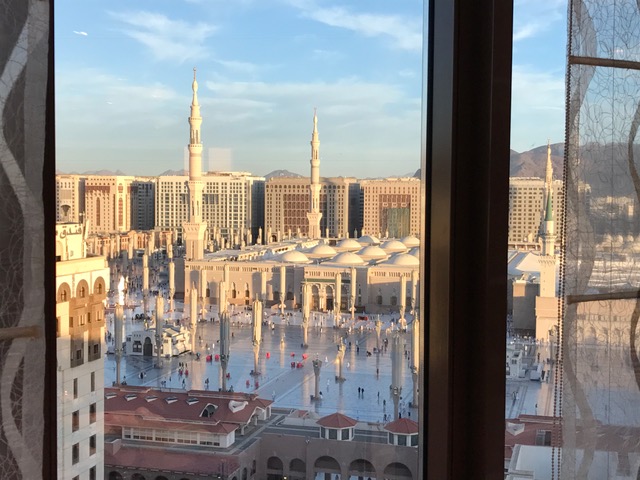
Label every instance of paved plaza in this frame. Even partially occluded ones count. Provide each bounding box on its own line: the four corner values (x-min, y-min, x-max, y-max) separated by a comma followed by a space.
104, 293, 419, 424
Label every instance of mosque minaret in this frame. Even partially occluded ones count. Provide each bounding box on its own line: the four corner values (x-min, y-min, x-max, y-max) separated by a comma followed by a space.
307, 109, 323, 239
183, 68, 207, 260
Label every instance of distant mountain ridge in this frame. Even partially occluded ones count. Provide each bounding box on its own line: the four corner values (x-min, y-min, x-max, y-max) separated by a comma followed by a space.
264, 169, 304, 180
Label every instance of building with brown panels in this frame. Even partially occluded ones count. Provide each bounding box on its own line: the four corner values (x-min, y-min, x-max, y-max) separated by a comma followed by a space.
84, 176, 136, 234
56, 222, 110, 480
360, 177, 420, 238
264, 177, 360, 240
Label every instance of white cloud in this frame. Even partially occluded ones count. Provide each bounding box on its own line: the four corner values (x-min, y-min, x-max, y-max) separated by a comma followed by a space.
511, 65, 565, 150
287, 0, 422, 52
108, 10, 217, 62
513, 0, 564, 42
73, 31, 88, 36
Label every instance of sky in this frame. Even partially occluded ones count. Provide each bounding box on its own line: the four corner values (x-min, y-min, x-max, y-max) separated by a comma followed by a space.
55, 0, 567, 177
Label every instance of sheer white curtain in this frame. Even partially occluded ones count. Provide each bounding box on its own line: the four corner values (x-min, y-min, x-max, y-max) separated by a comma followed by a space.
0, 0, 49, 478
560, 1, 640, 478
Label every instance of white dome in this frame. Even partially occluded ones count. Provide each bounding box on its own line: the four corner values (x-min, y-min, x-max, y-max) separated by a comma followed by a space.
331, 252, 365, 265
627, 235, 635, 244
401, 235, 420, 248
336, 238, 362, 252
613, 234, 625, 247
358, 245, 388, 260
384, 253, 420, 266
279, 250, 311, 264
307, 244, 337, 257
381, 240, 408, 253
358, 235, 381, 246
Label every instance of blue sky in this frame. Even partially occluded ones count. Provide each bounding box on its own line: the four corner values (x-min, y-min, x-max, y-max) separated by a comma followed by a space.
55, 0, 567, 177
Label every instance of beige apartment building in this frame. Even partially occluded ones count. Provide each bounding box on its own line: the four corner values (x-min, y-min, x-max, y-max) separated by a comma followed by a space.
360, 177, 421, 238
83, 176, 136, 235
55, 223, 110, 480
508, 177, 563, 245
264, 177, 359, 240
56, 174, 86, 223
155, 172, 265, 246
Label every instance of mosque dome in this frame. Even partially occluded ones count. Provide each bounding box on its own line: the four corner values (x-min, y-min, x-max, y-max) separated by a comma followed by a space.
331, 252, 365, 265
384, 253, 420, 266
613, 234, 625, 247
279, 250, 311, 264
308, 244, 338, 257
336, 238, 362, 252
381, 239, 408, 254
400, 235, 420, 248
358, 235, 381, 246
357, 245, 388, 260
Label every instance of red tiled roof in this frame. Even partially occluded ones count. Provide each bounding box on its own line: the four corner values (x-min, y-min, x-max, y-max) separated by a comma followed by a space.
105, 412, 236, 434
105, 444, 240, 476
384, 418, 419, 434
104, 386, 272, 427
316, 412, 357, 428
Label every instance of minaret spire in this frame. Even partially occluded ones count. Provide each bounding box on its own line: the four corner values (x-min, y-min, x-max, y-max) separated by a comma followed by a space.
545, 139, 553, 193
183, 68, 207, 260
307, 108, 323, 238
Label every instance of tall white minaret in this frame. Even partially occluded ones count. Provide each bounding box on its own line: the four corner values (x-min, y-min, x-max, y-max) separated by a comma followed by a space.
307, 109, 323, 238
183, 68, 207, 260
544, 140, 553, 200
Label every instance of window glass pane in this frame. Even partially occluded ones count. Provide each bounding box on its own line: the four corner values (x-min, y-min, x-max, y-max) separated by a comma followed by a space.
55, 1, 425, 479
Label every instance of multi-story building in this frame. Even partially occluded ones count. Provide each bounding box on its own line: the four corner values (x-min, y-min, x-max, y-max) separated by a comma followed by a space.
156, 172, 265, 246
84, 176, 136, 234
130, 178, 156, 231
55, 222, 109, 480
360, 177, 421, 238
265, 177, 359, 240
56, 174, 86, 223
508, 177, 563, 245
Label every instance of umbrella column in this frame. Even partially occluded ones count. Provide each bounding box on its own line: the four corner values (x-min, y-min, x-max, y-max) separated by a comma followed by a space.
142, 253, 149, 317
302, 283, 310, 348
349, 267, 356, 320
411, 313, 420, 408
391, 332, 403, 420
336, 340, 346, 382
279, 265, 286, 315
155, 296, 164, 368
312, 357, 323, 400
220, 311, 230, 391
115, 303, 124, 386
190, 284, 198, 352
252, 298, 262, 376
334, 273, 342, 328
399, 275, 407, 331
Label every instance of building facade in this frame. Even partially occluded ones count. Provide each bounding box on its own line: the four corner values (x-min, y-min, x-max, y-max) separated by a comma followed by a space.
360, 177, 421, 238
265, 177, 359, 240
56, 174, 86, 223
84, 176, 136, 235
56, 223, 110, 480
130, 178, 156, 231
508, 177, 563, 245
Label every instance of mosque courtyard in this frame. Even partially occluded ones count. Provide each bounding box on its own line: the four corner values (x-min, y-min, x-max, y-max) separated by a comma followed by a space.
104, 295, 419, 424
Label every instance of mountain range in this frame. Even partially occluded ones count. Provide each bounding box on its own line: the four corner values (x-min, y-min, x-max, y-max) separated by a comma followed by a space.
57, 143, 640, 198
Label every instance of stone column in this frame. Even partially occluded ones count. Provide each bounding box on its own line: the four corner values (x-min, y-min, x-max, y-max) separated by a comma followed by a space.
375, 315, 382, 352
411, 314, 420, 407
302, 283, 310, 348
142, 254, 149, 317
349, 267, 357, 320
261, 271, 267, 303
399, 275, 407, 330
168, 261, 175, 312
391, 333, 403, 419
252, 298, 262, 375
155, 296, 164, 368
220, 311, 230, 391
334, 273, 342, 324
219, 281, 227, 316
279, 265, 286, 315
190, 284, 197, 352
312, 357, 323, 400
199, 268, 207, 320
115, 304, 124, 385
410, 269, 418, 316
336, 341, 346, 382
